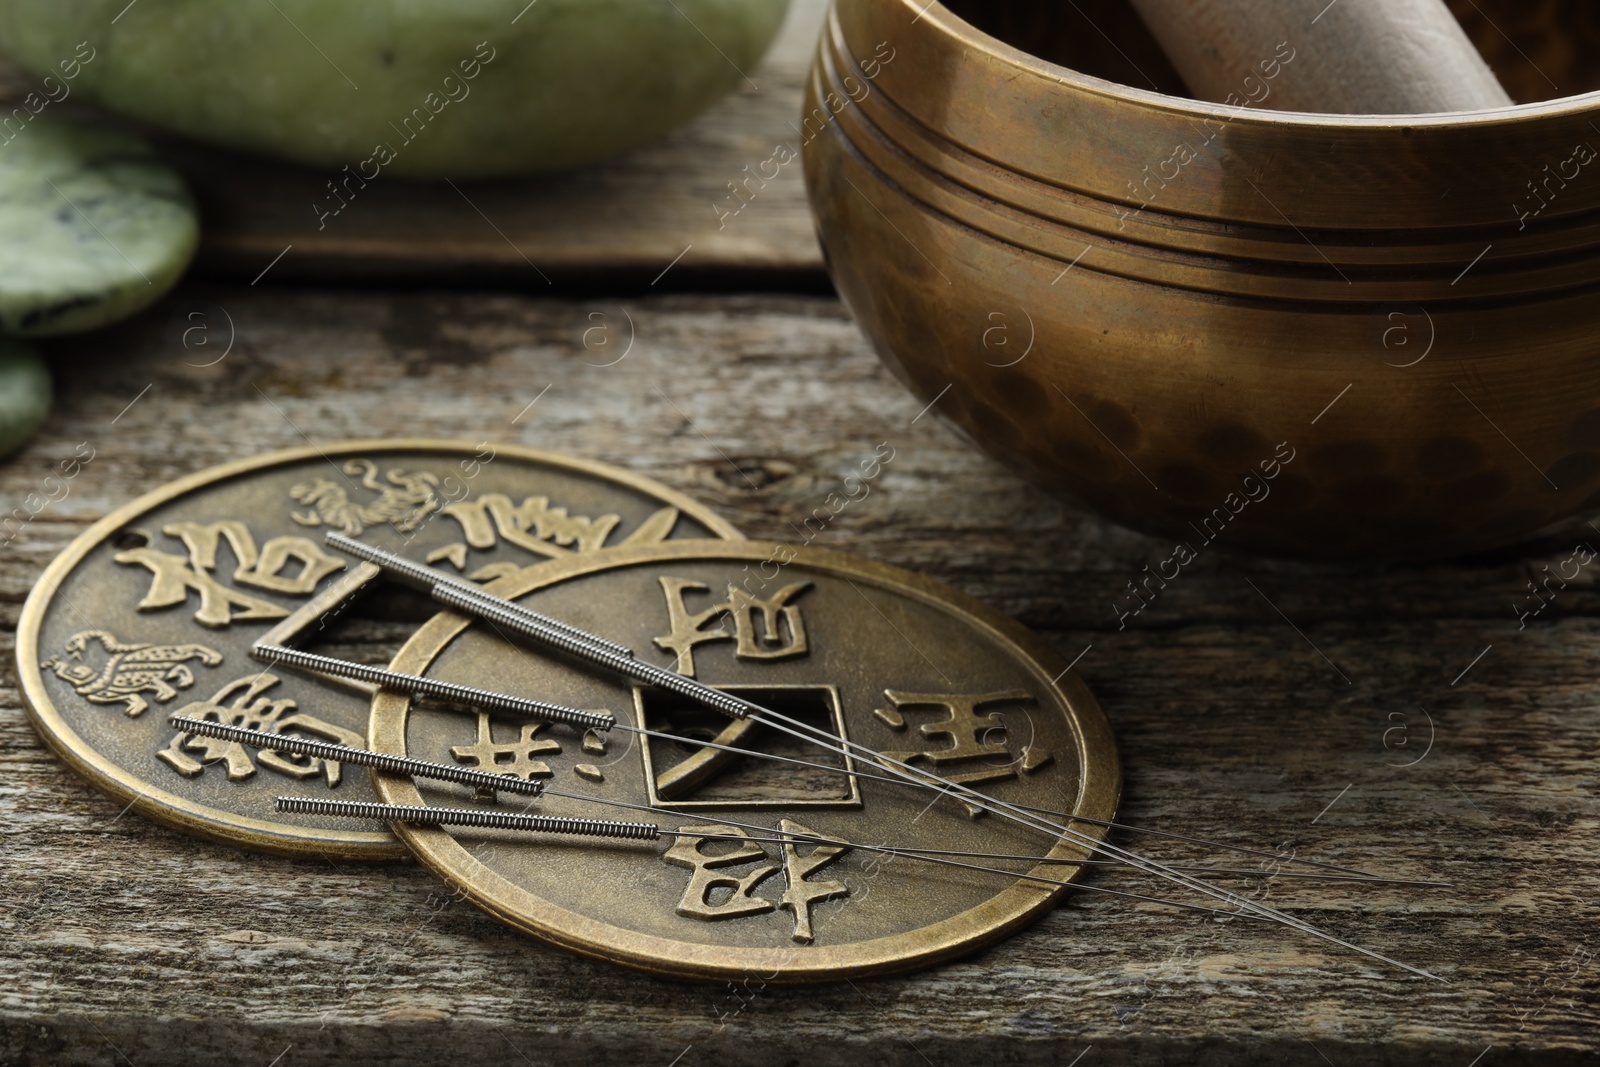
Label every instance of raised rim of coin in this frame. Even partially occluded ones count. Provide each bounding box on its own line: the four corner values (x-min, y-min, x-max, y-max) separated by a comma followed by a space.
370, 539, 1121, 981
16, 439, 743, 858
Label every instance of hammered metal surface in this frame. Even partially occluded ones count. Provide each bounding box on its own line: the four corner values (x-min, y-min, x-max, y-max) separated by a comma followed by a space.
805, 0, 1600, 560
16, 440, 741, 859
369, 541, 1120, 981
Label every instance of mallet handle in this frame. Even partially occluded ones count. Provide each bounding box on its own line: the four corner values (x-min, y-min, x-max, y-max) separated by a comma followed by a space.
1128, 0, 1512, 114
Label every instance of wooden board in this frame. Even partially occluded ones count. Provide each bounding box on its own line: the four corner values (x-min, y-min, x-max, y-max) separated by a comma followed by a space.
0, 1, 829, 284
3, 288, 1596, 1065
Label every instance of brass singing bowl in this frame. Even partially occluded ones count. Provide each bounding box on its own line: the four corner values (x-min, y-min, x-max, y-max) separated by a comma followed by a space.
803, 0, 1600, 560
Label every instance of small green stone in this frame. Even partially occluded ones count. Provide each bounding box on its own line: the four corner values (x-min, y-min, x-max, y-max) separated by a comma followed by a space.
0, 117, 198, 337
0, 339, 52, 460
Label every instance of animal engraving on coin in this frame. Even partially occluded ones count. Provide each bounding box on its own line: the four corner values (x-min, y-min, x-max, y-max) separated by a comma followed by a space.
157, 673, 364, 785
40, 629, 223, 717
662, 820, 853, 943
115, 520, 345, 627
653, 577, 812, 676
289, 458, 450, 536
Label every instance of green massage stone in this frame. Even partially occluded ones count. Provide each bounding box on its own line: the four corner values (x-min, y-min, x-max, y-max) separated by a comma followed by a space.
0, 0, 790, 179
0, 118, 198, 337
0, 339, 51, 460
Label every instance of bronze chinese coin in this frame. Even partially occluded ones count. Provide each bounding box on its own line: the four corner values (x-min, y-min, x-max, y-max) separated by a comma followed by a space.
16, 440, 742, 859
369, 541, 1121, 981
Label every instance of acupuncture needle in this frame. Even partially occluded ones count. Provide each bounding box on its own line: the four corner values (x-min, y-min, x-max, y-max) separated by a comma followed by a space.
274, 795, 1274, 922
248, 642, 614, 732
536, 786, 1442, 887
436, 584, 1445, 981
730, 712, 1447, 977
349, 538, 1441, 966
329, 537, 1444, 979
168, 715, 546, 796
248, 641, 1397, 885
242, 634, 1402, 885
242, 567, 1379, 881
428, 581, 1440, 979
1005, 802, 1394, 880
216, 656, 1400, 885
323, 531, 634, 658
180, 718, 1435, 887
611, 723, 1424, 883
607, 720, 1414, 883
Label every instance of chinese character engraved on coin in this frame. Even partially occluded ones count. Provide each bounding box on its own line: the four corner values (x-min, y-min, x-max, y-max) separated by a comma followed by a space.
157, 673, 364, 785
874, 690, 1055, 802
653, 577, 812, 676
115, 520, 345, 628
662, 819, 853, 943
450, 713, 563, 781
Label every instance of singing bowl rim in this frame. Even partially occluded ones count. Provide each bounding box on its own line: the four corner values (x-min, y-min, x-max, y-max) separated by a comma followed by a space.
918, 0, 1599, 128
820, 0, 1600, 293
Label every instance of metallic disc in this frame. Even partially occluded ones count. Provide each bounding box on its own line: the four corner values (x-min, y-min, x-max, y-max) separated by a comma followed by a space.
370, 541, 1121, 981
16, 440, 742, 859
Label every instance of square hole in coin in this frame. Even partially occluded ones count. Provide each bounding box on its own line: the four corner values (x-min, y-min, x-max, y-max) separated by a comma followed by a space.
636, 685, 863, 810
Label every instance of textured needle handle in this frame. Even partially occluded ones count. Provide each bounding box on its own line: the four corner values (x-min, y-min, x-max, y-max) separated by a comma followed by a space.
250, 642, 616, 732
169, 715, 545, 796
431, 582, 759, 720
322, 531, 635, 659
275, 797, 660, 840
1127, 0, 1512, 114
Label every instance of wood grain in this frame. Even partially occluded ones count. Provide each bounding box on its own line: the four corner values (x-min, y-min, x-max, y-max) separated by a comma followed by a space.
2, 288, 1596, 1065
0, 1, 829, 284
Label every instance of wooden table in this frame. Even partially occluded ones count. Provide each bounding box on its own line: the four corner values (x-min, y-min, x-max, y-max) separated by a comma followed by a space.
2, 4, 1596, 1063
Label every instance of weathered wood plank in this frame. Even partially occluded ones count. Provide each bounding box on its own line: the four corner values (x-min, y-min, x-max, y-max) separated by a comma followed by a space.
2, 289, 1597, 1065
0, 1, 827, 283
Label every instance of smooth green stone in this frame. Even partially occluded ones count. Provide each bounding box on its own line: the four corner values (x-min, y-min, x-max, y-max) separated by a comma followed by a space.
0, 339, 52, 460
0, 117, 198, 337
0, 0, 790, 179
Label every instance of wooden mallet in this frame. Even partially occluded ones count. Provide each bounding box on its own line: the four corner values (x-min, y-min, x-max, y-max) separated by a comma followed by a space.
1128, 0, 1512, 113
